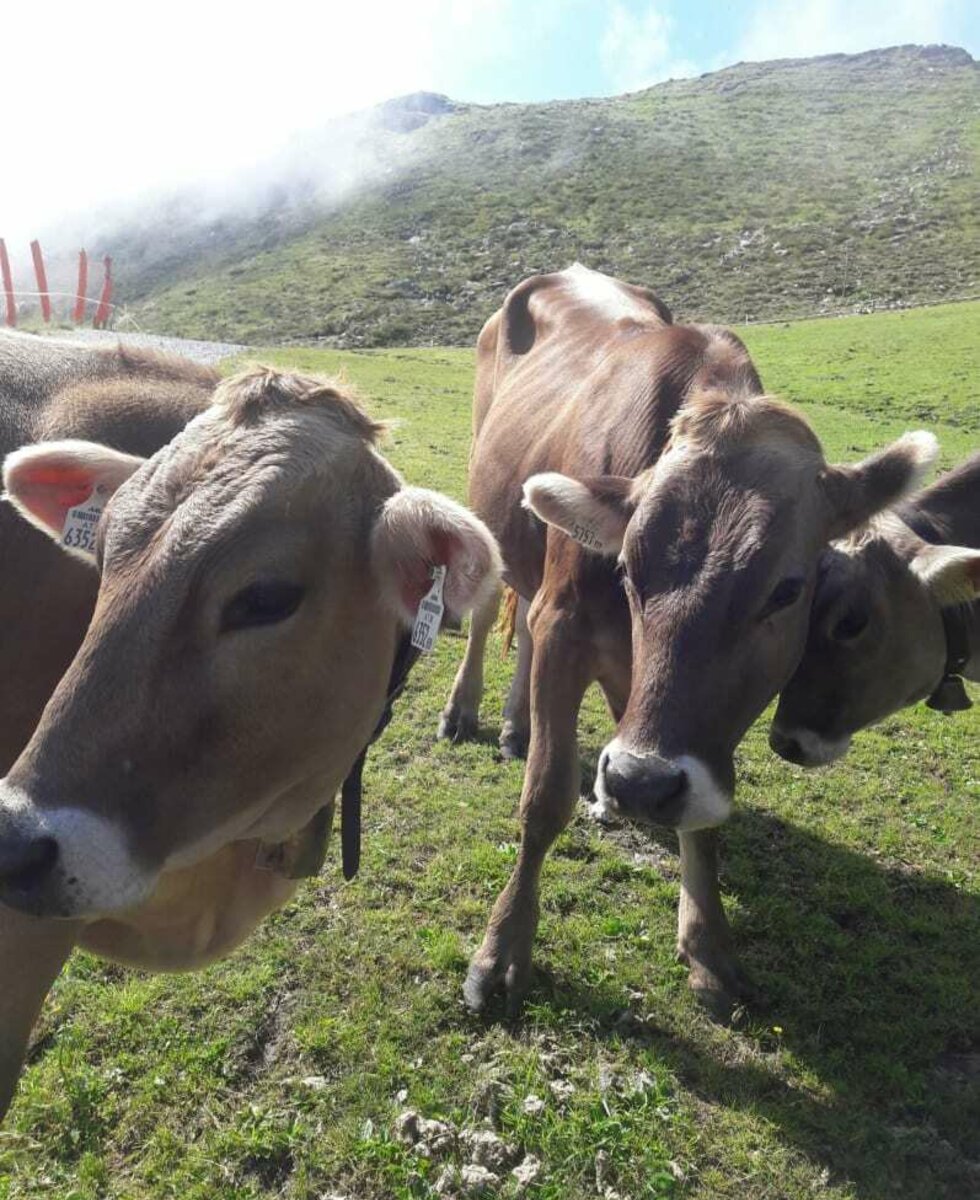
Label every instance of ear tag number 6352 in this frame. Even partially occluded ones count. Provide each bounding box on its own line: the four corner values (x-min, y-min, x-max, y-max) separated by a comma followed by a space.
61, 485, 108, 555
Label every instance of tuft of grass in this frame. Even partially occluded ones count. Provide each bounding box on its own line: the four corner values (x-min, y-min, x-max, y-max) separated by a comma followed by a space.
1, 301, 977, 1198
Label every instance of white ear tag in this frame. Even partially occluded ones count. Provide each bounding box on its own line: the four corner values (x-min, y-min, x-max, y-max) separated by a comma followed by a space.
61, 485, 109, 555
411, 564, 446, 653
569, 520, 602, 550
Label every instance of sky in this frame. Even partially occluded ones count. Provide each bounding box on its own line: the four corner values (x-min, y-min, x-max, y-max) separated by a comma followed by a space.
1, 0, 976, 252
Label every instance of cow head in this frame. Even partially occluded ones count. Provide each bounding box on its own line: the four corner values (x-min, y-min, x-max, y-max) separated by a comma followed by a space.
525, 392, 937, 828
770, 521, 980, 765
0, 368, 500, 918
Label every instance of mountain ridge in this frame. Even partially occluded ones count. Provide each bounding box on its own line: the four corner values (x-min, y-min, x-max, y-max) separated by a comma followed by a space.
94, 43, 980, 345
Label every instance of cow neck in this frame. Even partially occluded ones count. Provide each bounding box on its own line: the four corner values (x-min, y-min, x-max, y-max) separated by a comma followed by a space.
898, 508, 977, 714
254, 630, 422, 882
340, 630, 423, 880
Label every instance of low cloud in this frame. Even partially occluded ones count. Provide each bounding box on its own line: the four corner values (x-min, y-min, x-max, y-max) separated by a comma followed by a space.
734, 0, 969, 63
600, 2, 699, 91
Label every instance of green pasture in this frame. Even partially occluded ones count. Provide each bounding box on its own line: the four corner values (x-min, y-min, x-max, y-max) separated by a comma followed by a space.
1, 302, 977, 1199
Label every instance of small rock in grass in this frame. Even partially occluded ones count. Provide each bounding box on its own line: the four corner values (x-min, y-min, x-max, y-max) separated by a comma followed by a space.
394, 1109, 422, 1144
512, 1154, 542, 1190
418, 1118, 456, 1157
522, 1093, 545, 1115
459, 1164, 500, 1195
394, 1108, 456, 1156
595, 1148, 612, 1189
549, 1079, 575, 1104
433, 1166, 458, 1196
461, 1128, 517, 1172
470, 1076, 505, 1122
301, 1075, 328, 1091
631, 1069, 656, 1094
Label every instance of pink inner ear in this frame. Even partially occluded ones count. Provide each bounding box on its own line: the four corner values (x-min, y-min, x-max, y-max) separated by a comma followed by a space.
398, 530, 456, 615
8, 462, 97, 535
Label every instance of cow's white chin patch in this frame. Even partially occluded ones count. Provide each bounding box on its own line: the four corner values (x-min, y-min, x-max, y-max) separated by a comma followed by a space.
0, 787, 153, 915
46, 808, 154, 913
588, 777, 619, 825
787, 728, 852, 766
672, 756, 732, 831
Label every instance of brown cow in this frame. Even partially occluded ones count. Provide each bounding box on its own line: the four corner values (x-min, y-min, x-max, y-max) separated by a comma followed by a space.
771, 451, 980, 765
443, 265, 937, 1017
0, 336, 500, 1118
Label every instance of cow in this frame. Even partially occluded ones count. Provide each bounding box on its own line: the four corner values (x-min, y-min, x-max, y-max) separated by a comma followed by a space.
0, 335, 501, 1119
441, 264, 937, 1019
771, 451, 980, 765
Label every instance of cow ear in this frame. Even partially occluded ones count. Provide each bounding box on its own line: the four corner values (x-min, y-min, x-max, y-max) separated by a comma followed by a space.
909, 544, 980, 607
371, 487, 502, 624
3, 439, 145, 563
523, 472, 635, 555
820, 432, 938, 539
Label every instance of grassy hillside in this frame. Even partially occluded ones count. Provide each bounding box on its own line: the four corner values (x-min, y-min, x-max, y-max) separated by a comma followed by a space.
2, 301, 978, 1199
119, 44, 980, 347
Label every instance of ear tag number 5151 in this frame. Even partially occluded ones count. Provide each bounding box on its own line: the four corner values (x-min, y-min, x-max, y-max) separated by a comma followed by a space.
411, 565, 447, 653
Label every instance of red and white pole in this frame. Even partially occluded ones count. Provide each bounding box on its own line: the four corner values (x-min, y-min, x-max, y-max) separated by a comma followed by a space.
74, 250, 88, 324
0, 239, 15, 327
93, 255, 113, 328
30, 240, 51, 322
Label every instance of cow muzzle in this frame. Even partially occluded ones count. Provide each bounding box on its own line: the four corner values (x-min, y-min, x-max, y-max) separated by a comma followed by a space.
769, 723, 851, 767
591, 739, 732, 831
0, 783, 153, 918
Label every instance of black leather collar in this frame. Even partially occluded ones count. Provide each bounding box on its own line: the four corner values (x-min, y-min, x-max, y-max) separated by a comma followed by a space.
899, 507, 974, 716
925, 606, 973, 714
340, 631, 423, 880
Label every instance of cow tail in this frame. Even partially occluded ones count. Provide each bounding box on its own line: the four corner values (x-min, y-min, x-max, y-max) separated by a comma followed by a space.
497, 586, 519, 655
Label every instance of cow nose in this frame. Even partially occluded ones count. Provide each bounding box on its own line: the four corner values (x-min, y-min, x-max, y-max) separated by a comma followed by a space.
600, 747, 687, 815
0, 833, 59, 893
768, 727, 805, 764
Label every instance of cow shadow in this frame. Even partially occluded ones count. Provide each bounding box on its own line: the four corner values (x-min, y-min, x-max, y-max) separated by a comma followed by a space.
498, 769, 979, 1199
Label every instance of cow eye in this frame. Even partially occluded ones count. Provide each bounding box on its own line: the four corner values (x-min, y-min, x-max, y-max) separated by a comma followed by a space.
831, 608, 869, 643
761, 576, 805, 618
221, 581, 305, 632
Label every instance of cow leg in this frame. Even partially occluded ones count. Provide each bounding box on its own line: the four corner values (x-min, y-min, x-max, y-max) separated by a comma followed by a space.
0, 906, 80, 1120
499, 594, 532, 760
464, 604, 592, 1013
439, 584, 501, 743
676, 829, 742, 1020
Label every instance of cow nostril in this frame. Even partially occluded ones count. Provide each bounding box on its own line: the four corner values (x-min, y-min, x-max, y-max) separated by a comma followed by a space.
602, 751, 687, 808
0, 835, 59, 891
650, 766, 686, 804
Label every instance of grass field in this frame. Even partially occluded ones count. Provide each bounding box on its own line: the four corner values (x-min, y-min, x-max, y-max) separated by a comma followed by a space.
1, 302, 978, 1199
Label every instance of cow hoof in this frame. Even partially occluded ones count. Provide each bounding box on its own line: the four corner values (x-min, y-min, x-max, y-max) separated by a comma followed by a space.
498, 729, 528, 761
684, 959, 748, 1025
463, 954, 530, 1016
438, 708, 479, 744
690, 977, 739, 1023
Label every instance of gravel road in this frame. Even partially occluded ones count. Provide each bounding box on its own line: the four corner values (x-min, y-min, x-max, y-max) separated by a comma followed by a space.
47, 328, 246, 366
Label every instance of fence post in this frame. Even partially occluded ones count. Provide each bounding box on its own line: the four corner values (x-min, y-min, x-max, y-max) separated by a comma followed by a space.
30, 240, 51, 322
73, 250, 88, 324
0, 240, 15, 327
93, 255, 113, 329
